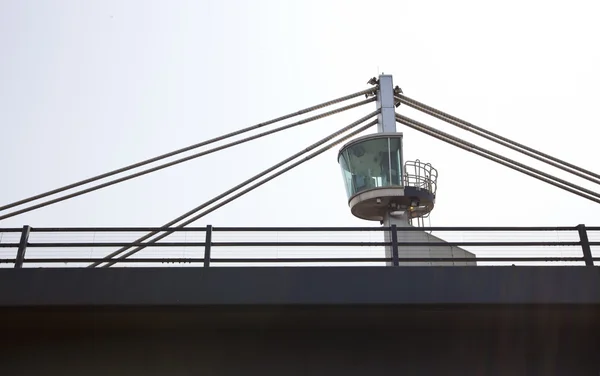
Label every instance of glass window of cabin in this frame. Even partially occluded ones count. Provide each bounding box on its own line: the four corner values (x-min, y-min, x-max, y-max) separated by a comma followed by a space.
338, 137, 400, 198
338, 152, 355, 198
389, 137, 403, 186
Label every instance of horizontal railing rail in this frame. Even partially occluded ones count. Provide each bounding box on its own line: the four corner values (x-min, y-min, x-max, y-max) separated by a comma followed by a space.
0, 224, 597, 268
0, 241, 596, 248
3, 226, 594, 232
1, 257, 597, 264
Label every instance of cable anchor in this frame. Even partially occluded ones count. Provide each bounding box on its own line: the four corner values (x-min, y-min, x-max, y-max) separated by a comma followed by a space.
394, 86, 403, 108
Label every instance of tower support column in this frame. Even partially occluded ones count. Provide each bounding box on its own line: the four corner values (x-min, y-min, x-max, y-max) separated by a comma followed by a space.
377, 75, 397, 133
378, 74, 404, 265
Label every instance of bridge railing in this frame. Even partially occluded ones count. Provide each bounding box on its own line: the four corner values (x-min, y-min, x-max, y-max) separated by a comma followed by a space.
0, 225, 598, 268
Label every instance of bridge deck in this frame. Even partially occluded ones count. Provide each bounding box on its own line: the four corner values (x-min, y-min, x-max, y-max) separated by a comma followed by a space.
1, 266, 599, 375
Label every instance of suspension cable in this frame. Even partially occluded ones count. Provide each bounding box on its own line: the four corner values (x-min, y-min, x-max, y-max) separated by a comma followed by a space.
100, 120, 378, 267
0, 86, 377, 213
395, 94, 600, 185
0, 98, 376, 222
396, 114, 600, 205
90, 111, 380, 267
396, 113, 600, 200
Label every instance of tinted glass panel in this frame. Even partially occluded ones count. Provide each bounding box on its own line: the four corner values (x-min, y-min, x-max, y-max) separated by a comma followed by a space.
338, 136, 403, 199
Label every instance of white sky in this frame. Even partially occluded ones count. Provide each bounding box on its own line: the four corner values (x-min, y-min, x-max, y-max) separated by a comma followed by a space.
1, 0, 599, 234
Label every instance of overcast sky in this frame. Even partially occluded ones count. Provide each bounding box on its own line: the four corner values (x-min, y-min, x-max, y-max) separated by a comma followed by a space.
1, 0, 599, 233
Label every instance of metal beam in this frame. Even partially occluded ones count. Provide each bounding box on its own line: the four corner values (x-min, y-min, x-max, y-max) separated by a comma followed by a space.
377, 75, 396, 133
2, 267, 600, 306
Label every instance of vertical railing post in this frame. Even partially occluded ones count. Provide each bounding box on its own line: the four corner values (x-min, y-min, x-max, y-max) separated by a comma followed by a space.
203, 225, 212, 268
390, 224, 399, 266
577, 224, 594, 266
15, 225, 31, 269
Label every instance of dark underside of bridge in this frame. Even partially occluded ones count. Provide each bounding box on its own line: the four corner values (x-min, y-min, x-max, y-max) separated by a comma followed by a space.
1, 266, 600, 375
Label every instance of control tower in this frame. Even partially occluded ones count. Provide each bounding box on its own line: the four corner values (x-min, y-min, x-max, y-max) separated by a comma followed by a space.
338, 75, 476, 266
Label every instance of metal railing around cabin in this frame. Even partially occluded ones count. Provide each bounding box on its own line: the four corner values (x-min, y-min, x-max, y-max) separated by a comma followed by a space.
404, 160, 438, 195
1, 225, 598, 268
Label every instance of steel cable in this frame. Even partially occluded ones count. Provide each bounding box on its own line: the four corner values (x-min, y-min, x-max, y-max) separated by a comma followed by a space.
396, 113, 600, 200
91, 111, 380, 267
0, 97, 376, 222
395, 94, 600, 185
396, 114, 600, 205
0, 86, 377, 213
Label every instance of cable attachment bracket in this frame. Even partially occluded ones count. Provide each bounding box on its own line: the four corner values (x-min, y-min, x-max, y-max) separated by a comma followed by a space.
365, 77, 379, 98
394, 85, 403, 108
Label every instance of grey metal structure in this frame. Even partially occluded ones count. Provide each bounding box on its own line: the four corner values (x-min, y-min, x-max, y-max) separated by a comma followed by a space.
376, 74, 397, 133
338, 75, 476, 265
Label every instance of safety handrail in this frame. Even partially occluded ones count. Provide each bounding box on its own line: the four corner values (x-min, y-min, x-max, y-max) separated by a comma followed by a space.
404, 160, 438, 194
0, 224, 596, 267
